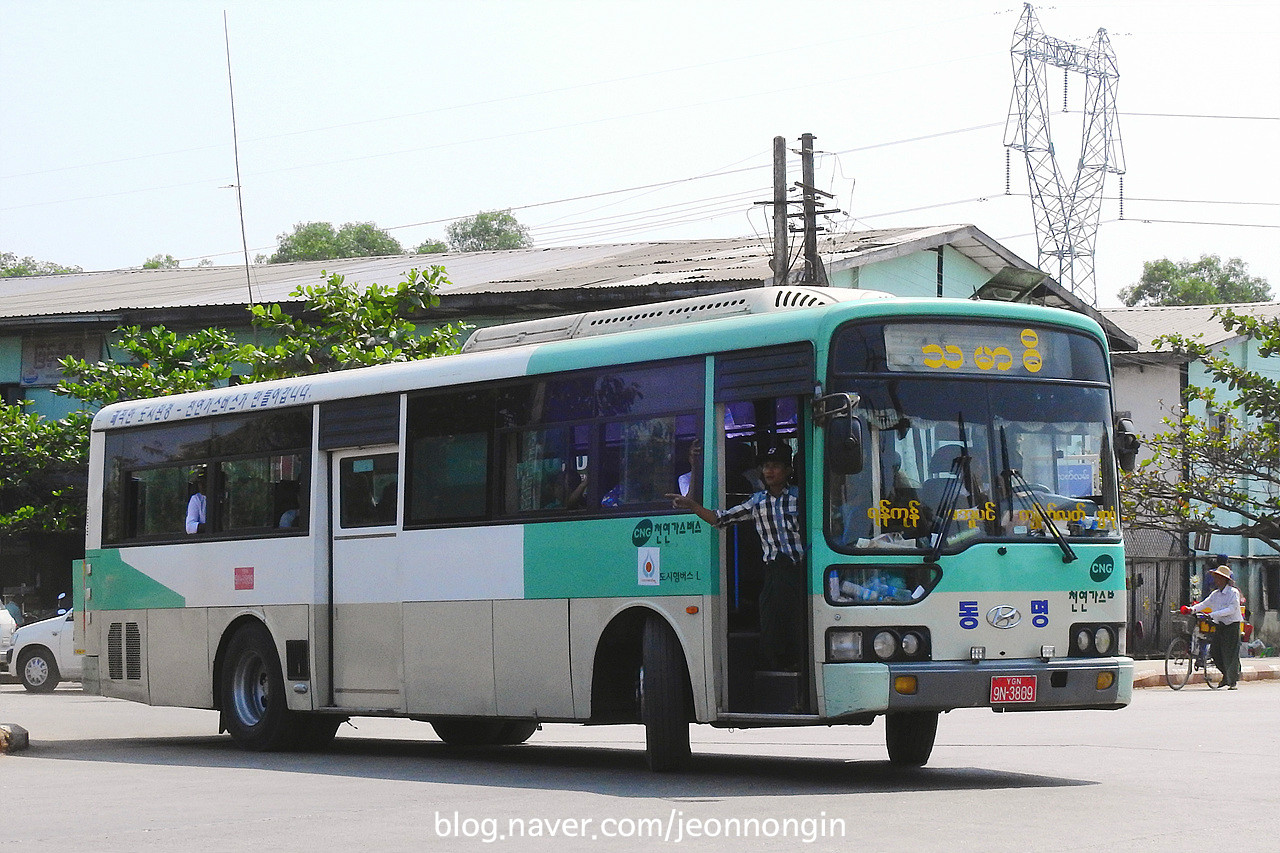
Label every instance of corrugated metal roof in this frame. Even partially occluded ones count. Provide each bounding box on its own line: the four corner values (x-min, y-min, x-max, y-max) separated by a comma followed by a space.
0, 226, 1030, 321
1103, 302, 1280, 352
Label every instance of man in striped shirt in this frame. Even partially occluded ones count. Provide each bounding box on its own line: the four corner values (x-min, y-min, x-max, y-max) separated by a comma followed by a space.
669, 440, 805, 671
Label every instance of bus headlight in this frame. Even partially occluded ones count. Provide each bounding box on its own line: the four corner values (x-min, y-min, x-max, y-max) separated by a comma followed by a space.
826, 629, 863, 662
1093, 626, 1114, 655
900, 631, 924, 657
872, 630, 898, 660
1075, 628, 1092, 653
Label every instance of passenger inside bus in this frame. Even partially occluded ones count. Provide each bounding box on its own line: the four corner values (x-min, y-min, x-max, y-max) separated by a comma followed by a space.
185, 480, 206, 534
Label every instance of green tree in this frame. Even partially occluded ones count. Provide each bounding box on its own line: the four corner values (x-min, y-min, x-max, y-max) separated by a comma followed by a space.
142, 253, 180, 269
1118, 255, 1271, 307
446, 210, 532, 252
1, 251, 81, 277
414, 238, 447, 254
1, 267, 463, 541
267, 221, 404, 263
1122, 307, 1280, 551
236, 267, 467, 379
0, 406, 91, 538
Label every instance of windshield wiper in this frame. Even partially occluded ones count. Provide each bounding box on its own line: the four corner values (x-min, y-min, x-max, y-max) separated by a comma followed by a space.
926, 445, 970, 562
999, 427, 1077, 564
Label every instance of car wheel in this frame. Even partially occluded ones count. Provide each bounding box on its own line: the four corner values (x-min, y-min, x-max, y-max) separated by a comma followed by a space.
19, 647, 60, 693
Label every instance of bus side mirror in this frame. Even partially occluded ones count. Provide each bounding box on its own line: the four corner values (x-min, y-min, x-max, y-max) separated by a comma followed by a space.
826, 415, 864, 475
1115, 417, 1140, 472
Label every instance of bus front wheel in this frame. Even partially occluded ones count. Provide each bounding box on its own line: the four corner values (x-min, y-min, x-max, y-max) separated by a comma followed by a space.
640, 616, 692, 772
220, 623, 296, 751
885, 711, 938, 767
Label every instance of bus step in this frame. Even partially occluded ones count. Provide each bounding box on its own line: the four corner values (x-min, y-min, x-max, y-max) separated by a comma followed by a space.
752, 670, 800, 713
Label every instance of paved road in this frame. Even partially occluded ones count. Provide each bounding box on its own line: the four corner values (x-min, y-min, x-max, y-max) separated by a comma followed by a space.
2, 680, 1277, 852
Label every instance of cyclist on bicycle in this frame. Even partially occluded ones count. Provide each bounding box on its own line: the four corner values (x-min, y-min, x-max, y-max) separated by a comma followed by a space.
1182, 565, 1243, 689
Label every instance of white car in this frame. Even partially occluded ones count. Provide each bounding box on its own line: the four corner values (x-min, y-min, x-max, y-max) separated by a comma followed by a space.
0, 607, 15, 676
7, 611, 82, 692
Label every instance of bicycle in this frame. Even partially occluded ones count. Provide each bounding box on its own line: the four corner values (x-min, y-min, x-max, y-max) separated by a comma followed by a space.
1164, 611, 1224, 690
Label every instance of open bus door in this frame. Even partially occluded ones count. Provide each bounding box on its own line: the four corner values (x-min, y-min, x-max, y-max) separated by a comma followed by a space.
713, 343, 816, 716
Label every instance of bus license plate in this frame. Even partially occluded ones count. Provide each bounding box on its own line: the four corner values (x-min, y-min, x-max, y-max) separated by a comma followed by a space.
990, 675, 1037, 704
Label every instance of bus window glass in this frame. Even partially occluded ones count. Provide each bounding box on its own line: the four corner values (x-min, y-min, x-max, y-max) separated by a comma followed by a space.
825, 377, 1119, 553
504, 427, 589, 513
409, 431, 488, 522
339, 453, 398, 528
129, 466, 194, 538
407, 389, 494, 524
220, 453, 307, 532
600, 413, 697, 508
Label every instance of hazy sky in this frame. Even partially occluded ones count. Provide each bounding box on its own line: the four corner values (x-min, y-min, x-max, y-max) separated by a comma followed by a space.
2, 0, 1277, 307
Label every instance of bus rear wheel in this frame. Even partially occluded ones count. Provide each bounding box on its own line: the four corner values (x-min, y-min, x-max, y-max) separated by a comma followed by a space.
220, 623, 296, 751
640, 616, 692, 772
885, 711, 938, 767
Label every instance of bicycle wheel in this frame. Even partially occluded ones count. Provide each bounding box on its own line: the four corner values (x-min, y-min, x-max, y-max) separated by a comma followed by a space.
1165, 637, 1191, 690
1202, 648, 1224, 689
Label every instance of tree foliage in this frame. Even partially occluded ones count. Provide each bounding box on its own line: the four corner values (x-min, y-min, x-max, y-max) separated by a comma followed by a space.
1122, 308, 1280, 551
1, 251, 81, 277
267, 221, 404, 264
1118, 255, 1271, 307
236, 267, 467, 379
414, 238, 447, 254
142, 253, 180, 269
1, 267, 464, 540
446, 210, 532, 252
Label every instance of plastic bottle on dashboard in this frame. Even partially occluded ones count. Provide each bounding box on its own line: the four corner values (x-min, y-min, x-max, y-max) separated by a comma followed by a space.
840, 580, 878, 601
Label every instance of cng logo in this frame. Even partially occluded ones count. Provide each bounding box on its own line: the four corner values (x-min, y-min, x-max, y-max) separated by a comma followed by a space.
632, 519, 654, 547
1089, 555, 1115, 583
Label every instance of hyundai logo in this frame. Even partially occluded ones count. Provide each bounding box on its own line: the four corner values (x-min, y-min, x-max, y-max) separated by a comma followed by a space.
987, 605, 1022, 629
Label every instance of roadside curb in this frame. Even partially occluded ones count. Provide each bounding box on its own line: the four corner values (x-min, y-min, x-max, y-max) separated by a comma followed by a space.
0, 723, 30, 753
1133, 661, 1280, 689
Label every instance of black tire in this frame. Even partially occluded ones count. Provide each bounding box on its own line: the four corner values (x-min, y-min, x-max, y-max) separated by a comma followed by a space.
494, 720, 539, 745
1202, 651, 1224, 689
294, 714, 346, 750
431, 719, 508, 746
220, 623, 296, 751
18, 647, 60, 693
640, 615, 692, 772
1164, 637, 1191, 690
885, 711, 938, 767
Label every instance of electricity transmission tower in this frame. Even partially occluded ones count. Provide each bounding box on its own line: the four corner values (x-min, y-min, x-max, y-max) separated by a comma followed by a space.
1004, 3, 1125, 306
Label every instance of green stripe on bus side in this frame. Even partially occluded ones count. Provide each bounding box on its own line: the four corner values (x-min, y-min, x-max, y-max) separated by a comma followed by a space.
523, 516, 718, 599
84, 549, 186, 610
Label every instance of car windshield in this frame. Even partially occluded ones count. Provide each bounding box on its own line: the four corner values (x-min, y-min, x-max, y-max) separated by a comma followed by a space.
825, 377, 1120, 554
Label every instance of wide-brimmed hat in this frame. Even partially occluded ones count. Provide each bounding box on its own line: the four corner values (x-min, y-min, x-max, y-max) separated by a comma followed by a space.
1209, 565, 1233, 582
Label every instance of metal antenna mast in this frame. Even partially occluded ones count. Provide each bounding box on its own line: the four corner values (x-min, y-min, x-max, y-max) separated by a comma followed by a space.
1004, 3, 1125, 306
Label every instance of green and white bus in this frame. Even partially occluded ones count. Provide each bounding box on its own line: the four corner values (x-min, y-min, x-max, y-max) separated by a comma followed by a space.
76, 285, 1138, 770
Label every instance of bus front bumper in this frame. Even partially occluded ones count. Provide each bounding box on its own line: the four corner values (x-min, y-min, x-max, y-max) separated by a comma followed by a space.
822, 657, 1133, 719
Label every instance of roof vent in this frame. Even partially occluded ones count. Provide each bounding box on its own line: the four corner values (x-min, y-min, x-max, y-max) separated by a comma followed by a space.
461, 286, 889, 353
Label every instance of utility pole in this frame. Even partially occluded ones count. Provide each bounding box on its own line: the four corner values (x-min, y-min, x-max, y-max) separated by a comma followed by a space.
796, 133, 838, 286
758, 132, 840, 287
772, 135, 789, 285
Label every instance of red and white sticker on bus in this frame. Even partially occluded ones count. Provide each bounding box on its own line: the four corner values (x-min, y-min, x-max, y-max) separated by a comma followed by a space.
990, 675, 1036, 704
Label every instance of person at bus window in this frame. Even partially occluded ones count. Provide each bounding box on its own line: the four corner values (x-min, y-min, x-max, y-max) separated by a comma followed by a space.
919, 443, 993, 533
676, 439, 703, 502
277, 481, 301, 528
1181, 564, 1243, 689
667, 439, 805, 671
866, 449, 925, 539
185, 481, 207, 534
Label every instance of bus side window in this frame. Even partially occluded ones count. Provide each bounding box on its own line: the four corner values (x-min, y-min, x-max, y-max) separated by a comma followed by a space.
340, 453, 398, 528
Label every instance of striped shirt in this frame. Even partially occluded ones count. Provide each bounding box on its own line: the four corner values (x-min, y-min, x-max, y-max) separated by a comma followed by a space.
715, 486, 805, 562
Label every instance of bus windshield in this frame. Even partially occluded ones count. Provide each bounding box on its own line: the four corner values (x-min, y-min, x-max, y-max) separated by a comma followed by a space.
826, 376, 1120, 553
